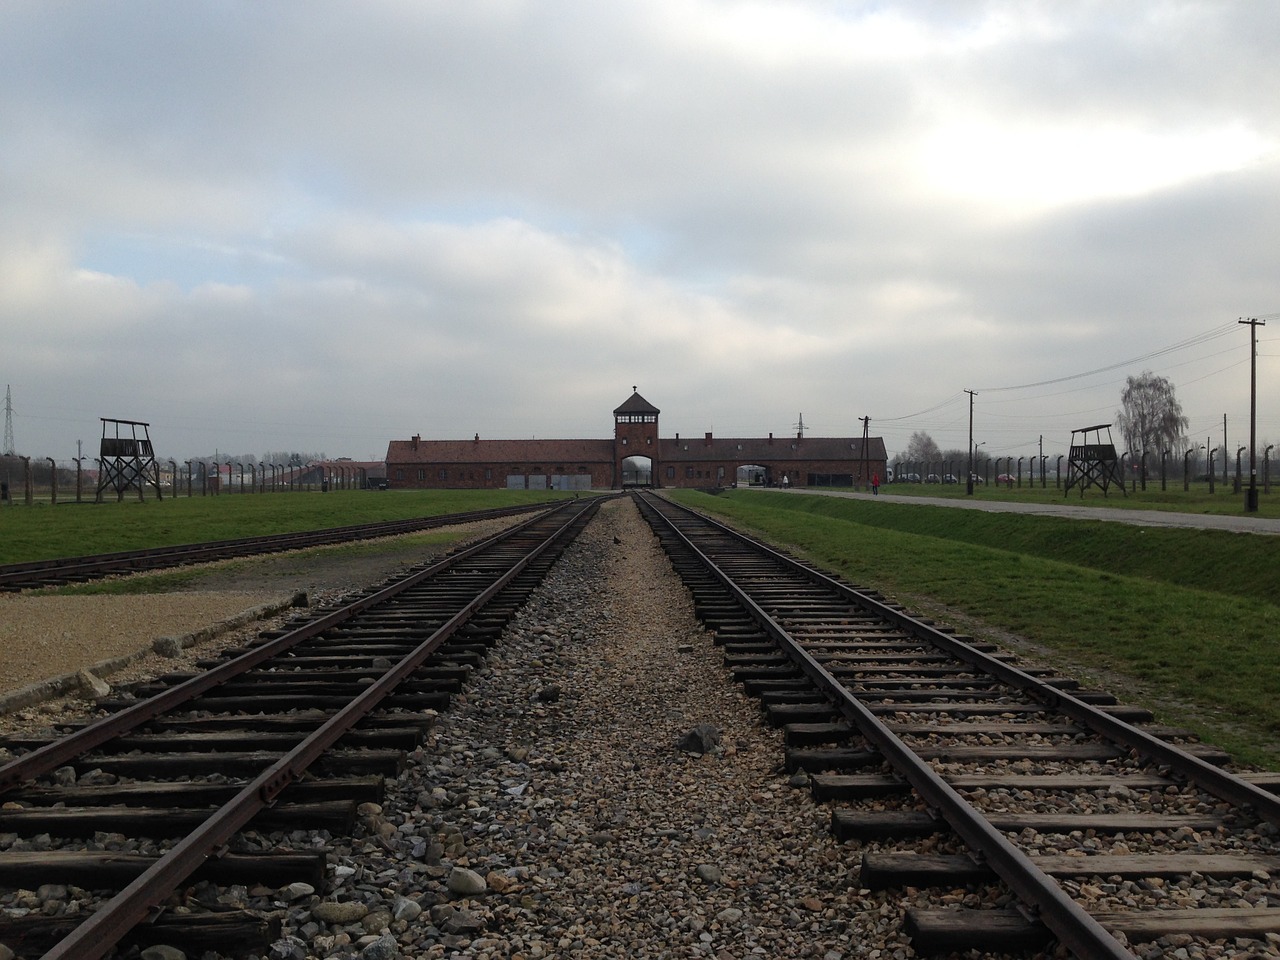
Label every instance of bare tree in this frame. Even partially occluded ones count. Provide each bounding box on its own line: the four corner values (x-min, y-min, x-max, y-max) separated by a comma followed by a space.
904, 431, 941, 462
1116, 371, 1189, 457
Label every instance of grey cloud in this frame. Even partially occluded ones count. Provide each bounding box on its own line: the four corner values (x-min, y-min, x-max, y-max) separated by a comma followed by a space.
2, 1, 1277, 461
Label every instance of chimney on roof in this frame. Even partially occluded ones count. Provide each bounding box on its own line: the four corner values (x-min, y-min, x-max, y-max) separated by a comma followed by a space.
412, 435, 420, 450
474, 433, 479, 443
768, 432, 773, 444
704, 431, 712, 446
675, 432, 679, 441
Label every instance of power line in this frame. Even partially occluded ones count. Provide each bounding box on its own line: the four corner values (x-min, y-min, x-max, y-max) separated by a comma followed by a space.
877, 391, 966, 423
975, 321, 1238, 393
981, 342, 1246, 408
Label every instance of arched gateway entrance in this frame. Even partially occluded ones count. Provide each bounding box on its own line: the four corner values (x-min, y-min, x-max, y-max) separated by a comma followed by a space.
622, 456, 654, 487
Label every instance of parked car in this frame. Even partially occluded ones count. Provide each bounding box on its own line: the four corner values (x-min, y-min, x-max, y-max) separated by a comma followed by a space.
969, 474, 985, 484
925, 474, 941, 483
943, 474, 959, 484
996, 473, 1014, 484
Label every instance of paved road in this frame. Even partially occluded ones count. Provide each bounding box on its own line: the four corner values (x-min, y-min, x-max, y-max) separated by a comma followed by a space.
766, 487, 1280, 536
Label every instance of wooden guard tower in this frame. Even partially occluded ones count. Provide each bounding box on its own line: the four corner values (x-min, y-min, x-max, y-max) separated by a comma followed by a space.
95, 418, 164, 502
1064, 423, 1126, 498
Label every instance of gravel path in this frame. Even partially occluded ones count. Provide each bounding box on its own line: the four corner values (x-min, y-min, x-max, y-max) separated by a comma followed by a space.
778, 486, 1280, 536
0, 592, 281, 694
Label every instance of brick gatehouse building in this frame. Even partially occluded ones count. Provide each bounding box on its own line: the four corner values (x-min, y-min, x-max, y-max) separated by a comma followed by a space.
384, 389, 887, 491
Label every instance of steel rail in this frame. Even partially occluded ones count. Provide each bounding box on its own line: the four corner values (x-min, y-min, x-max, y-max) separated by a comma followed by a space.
38, 496, 602, 960
646, 493, 1280, 826
0, 501, 573, 793
0, 500, 561, 590
637, 492, 1135, 960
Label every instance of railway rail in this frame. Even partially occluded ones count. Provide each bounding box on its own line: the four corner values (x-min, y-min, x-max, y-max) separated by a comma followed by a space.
0, 495, 606, 959
635, 491, 1280, 959
0, 500, 561, 592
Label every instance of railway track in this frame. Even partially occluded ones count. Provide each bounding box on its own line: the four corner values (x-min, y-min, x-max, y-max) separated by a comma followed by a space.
0, 501, 560, 592
0, 495, 606, 959
635, 491, 1280, 959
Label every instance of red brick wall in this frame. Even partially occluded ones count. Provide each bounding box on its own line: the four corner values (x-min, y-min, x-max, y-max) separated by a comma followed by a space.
387, 461, 613, 490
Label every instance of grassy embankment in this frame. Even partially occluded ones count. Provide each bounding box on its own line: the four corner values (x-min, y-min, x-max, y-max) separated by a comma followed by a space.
668, 488, 1280, 770
882, 479, 1280, 518
0, 489, 578, 565
0, 489, 583, 595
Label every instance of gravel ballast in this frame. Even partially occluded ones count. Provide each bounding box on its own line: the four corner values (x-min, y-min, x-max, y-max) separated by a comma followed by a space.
277, 496, 916, 960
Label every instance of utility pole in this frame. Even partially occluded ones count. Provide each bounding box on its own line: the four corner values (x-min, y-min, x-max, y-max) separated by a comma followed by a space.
965, 389, 976, 495
859, 416, 870, 491
1241, 317, 1265, 512
2, 385, 14, 456
1222, 414, 1229, 486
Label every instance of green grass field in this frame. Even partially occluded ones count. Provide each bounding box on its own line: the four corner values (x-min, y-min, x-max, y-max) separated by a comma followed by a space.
0, 489, 578, 564
669, 488, 1280, 770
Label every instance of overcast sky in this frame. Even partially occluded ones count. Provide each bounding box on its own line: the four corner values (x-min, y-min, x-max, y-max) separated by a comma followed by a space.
3, 1, 1278, 466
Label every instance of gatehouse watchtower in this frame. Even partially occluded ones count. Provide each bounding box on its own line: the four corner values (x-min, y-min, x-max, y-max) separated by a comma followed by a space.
613, 388, 659, 487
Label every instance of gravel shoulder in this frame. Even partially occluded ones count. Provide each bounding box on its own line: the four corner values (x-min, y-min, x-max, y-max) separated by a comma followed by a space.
0, 590, 283, 694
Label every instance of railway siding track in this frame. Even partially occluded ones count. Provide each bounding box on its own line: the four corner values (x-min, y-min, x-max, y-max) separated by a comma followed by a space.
0, 501, 558, 592
0, 496, 606, 959
635, 491, 1280, 960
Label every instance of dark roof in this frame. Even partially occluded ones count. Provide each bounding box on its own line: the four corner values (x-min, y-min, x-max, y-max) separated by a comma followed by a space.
659, 436, 887, 463
314, 459, 386, 478
387, 434, 889, 466
386, 438, 615, 464
613, 389, 660, 417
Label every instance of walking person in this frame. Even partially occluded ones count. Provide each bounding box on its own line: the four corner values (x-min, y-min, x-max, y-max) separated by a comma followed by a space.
871, 471, 880, 495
